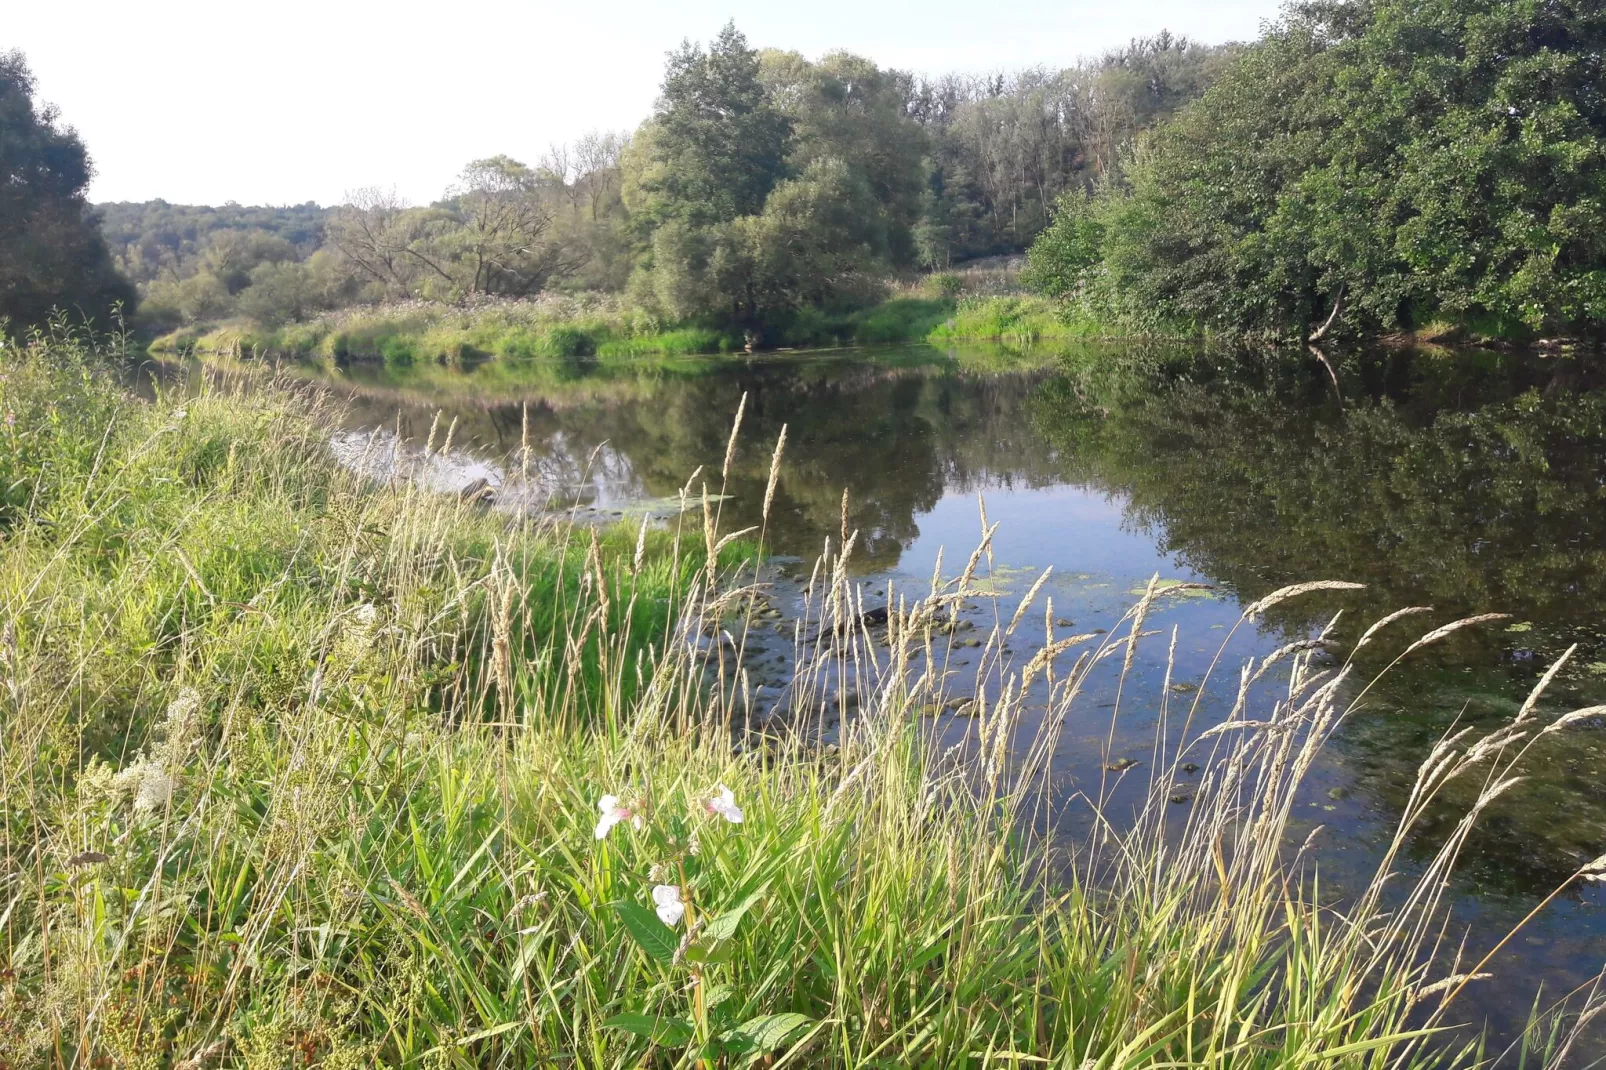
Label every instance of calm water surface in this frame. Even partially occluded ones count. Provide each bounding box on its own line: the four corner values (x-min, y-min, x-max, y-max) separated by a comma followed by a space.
226, 341, 1606, 1049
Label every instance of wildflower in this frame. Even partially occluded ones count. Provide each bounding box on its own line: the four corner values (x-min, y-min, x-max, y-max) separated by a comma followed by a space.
652, 884, 684, 926
704, 784, 743, 824
135, 771, 175, 811
595, 794, 643, 840
648, 861, 672, 883
114, 757, 174, 813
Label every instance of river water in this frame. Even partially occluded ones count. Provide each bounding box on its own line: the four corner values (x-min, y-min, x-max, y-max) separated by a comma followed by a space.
206, 340, 1606, 1051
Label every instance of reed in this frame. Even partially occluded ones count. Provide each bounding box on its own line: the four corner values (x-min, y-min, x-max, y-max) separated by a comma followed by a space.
0, 327, 1599, 1068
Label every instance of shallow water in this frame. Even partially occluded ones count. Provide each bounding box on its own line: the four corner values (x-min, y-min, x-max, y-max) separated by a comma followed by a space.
175, 340, 1606, 1050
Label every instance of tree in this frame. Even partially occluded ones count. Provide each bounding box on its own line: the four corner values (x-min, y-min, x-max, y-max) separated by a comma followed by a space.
759, 50, 928, 267
626, 22, 792, 229
1022, 186, 1107, 298
0, 50, 134, 331
707, 158, 888, 332
1045, 0, 1606, 341
325, 187, 441, 298
573, 130, 629, 221
909, 37, 1235, 262
447, 155, 583, 296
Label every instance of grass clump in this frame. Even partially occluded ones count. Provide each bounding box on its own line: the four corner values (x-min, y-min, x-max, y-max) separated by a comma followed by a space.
927, 294, 1109, 345
1, 328, 1601, 1067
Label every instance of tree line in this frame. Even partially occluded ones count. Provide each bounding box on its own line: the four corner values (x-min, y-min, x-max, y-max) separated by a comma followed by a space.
30, 2, 1599, 348
8, 26, 1227, 339
1023, 0, 1606, 343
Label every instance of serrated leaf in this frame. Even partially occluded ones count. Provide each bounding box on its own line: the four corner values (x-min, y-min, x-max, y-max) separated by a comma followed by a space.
602, 1012, 695, 1045
704, 879, 771, 941
730, 1012, 812, 1053
611, 901, 678, 964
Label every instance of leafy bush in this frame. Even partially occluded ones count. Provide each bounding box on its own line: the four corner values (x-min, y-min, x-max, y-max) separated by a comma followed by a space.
1027, 0, 1606, 341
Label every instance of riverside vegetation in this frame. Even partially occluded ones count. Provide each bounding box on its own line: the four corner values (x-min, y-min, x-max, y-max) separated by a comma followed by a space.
86, 28, 1226, 358
15, 4, 1601, 360
81, 0, 1606, 359
5, 328, 1606, 1066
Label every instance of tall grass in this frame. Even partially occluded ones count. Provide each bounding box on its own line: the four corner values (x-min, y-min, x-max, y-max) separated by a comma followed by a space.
1, 328, 1602, 1067
927, 295, 1111, 346
147, 299, 740, 368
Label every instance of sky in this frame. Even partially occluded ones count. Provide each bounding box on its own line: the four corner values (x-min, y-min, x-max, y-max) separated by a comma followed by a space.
11, 0, 1286, 208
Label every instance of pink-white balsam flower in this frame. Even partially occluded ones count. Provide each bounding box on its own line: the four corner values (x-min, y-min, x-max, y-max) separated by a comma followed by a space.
594, 795, 642, 840
652, 884, 685, 926
704, 784, 743, 824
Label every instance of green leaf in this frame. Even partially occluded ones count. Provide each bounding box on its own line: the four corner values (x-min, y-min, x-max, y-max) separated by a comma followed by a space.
681, 939, 734, 966
611, 901, 678, 964
729, 1012, 812, 1053
602, 1013, 695, 1046
704, 879, 771, 941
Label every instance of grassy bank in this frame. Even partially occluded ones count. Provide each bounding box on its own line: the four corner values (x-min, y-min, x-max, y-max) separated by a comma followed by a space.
148, 297, 740, 366
1, 329, 1601, 1067
146, 288, 1131, 366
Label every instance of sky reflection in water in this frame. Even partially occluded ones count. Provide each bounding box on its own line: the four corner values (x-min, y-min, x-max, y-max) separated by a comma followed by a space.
292, 340, 1606, 1044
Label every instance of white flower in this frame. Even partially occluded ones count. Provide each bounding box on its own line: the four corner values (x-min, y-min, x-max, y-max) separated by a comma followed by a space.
594, 794, 642, 840
135, 771, 174, 812
704, 784, 743, 824
652, 884, 685, 926
115, 757, 174, 813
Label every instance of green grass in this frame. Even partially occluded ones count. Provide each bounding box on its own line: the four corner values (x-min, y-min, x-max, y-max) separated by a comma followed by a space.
927, 295, 1115, 345
148, 304, 744, 367
146, 293, 1107, 366
0, 327, 1598, 1067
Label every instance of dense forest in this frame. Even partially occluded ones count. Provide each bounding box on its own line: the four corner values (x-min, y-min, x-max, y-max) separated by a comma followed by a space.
1025, 0, 1606, 343
91, 27, 1229, 339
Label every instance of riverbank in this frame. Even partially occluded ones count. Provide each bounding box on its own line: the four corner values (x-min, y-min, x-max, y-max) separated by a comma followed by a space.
143, 288, 1141, 366
2, 328, 1600, 1066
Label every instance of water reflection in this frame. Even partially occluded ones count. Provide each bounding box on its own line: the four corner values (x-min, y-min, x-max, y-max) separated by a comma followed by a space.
194, 340, 1606, 1042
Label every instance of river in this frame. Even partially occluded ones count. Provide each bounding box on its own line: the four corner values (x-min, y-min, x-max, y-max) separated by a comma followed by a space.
170, 339, 1606, 1052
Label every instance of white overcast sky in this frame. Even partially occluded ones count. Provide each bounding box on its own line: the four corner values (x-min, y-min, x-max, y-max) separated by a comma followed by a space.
11, 0, 1286, 207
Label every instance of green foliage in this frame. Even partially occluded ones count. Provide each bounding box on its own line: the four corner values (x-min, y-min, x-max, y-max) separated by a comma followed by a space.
1023, 187, 1109, 299
630, 22, 791, 230
850, 297, 954, 344
761, 48, 929, 267
624, 26, 926, 335
929, 294, 1104, 345
1031, 0, 1606, 341
0, 51, 135, 331
910, 34, 1237, 266
97, 27, 1229, 347
1, 335, 1600, 1065
0, 321, 122, 528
